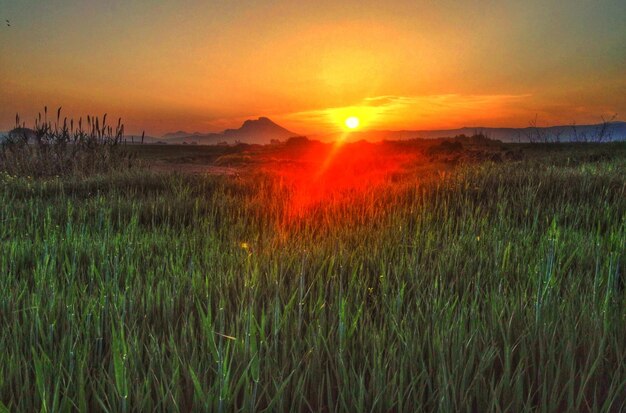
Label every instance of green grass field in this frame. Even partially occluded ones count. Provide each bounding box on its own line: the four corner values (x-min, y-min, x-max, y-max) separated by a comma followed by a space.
1, 142, 625, 412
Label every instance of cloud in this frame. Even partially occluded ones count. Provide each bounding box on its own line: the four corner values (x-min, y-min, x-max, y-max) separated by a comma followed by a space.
278, 93, 533, 133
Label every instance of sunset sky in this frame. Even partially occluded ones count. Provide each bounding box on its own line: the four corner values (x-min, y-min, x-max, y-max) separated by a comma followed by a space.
1, 0, 625, 136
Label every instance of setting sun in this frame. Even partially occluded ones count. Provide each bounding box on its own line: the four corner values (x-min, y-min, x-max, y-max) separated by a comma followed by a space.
345, 116, 360, 129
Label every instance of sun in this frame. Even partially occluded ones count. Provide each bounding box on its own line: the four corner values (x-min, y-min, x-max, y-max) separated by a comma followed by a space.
345, 116, 360, 129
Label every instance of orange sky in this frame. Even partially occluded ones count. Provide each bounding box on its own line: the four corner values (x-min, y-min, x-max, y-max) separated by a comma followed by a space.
1, 0, 625, 136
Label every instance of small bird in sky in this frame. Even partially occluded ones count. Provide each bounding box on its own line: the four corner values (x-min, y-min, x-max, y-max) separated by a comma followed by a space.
5, 20, 10, 27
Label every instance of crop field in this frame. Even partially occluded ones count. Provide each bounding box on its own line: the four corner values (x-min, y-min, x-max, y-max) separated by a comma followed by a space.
1, 140, 625, 412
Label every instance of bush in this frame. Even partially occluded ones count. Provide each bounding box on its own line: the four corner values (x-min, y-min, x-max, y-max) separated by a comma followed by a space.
426, 140, 463, 156
0, 107, 137, 177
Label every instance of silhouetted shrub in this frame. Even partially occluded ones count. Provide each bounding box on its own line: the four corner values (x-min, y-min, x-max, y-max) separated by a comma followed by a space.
285, 136, 310, 146
427, 140, 463, 156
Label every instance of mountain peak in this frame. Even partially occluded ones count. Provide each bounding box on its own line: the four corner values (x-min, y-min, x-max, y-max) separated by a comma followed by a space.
241, 116, 278, 127
162, 117, 297, 144
224, 117, 295, 139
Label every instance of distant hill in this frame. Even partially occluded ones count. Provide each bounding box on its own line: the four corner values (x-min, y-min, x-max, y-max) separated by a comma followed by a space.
163, 117, 297, 144
2, 127, 37, 141
314, 121, 626, 143
162, 120, 626, 145
162, 130, 201, 139
6, 120, 626, 145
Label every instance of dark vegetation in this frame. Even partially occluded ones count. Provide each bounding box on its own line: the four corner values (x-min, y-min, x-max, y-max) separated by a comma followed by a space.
136, 134, 625, 174
0, 108, 136, 177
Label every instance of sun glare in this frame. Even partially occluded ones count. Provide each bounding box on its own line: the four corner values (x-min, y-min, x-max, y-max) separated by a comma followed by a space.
345, 116, 360, 129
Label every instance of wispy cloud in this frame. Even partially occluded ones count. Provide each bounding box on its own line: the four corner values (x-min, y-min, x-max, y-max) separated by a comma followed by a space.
278, 93, 532, 133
